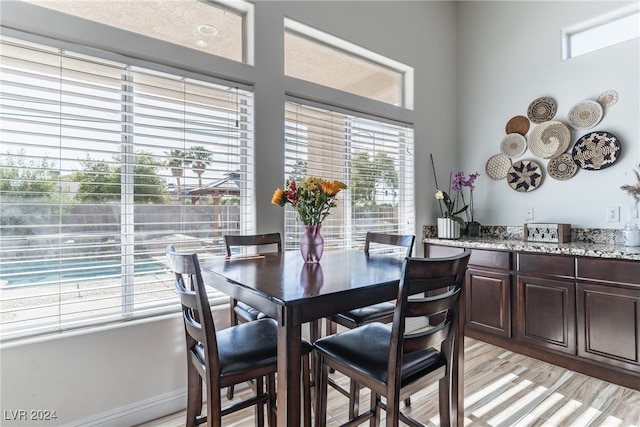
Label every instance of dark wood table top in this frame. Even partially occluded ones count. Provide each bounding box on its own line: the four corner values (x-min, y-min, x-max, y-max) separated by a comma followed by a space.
200, 249, 404, 323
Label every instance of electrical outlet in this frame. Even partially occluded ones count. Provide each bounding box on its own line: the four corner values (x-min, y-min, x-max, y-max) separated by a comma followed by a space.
525, 207, 534, 221
607, 206, 620, 222
628, 205, 639, 219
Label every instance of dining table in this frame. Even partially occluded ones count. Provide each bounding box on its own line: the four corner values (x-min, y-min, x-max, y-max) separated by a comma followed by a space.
200, 249, 465, 426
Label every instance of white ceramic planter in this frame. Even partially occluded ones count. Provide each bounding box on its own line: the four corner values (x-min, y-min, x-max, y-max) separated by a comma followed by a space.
437, 218, 461, 239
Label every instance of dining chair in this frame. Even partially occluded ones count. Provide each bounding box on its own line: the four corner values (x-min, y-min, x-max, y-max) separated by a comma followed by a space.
224, 233, 282, 399
326, 232, 415, 333
314, 250, 471, 427
224, 233, 282, 326
324, 231, 415, 416
166, 244, 312, 427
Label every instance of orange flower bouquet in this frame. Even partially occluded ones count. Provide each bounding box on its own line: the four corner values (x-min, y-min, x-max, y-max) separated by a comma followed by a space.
272, 177, 347, 225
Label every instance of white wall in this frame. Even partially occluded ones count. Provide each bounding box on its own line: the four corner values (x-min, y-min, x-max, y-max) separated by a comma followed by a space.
1, 314, 189, 426
0, 1, 457, 425
456, 1, 639, 229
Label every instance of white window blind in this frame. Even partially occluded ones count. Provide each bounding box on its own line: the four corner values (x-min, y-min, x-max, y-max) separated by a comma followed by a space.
284, 100, 414, 251
0, 35, 254, 341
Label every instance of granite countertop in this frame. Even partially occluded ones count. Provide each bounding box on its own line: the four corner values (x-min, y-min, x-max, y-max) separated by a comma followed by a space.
422, 226, 640, 261
423, 236, 640, 261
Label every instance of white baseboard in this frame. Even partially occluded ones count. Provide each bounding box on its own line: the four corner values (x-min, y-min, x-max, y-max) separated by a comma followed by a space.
70, 388, 186, 427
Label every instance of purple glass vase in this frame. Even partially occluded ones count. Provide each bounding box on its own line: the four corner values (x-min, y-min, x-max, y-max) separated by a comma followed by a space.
300, 224, 324, 263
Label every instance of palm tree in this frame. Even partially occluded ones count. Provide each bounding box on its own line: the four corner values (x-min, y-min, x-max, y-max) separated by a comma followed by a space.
165, 149, 191, 194
188, 146, 212, 188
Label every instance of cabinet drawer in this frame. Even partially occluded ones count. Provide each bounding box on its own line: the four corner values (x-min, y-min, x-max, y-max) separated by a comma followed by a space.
469, 249, 511, 270
576, 258, 640, 286
427, 245, 511, 270
517, 253, 575, 278
426, 244, 464, 258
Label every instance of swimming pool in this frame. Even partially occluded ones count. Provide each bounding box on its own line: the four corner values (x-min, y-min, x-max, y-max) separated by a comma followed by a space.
0, 257, 167, 286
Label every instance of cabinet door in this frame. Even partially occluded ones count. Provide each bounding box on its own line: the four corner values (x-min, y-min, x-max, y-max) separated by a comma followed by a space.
466, 268, 511, 337
577, 283, 640, 371
517, 276, 576, 354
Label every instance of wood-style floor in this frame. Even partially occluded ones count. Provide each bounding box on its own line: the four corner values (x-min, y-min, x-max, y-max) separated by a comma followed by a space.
137, 337, 640, 426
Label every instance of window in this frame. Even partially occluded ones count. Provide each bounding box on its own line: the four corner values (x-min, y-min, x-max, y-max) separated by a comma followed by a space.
23, 0, 253, 64
284, 99, 414, 251
563, 5, 639, 60
0, 34, 254, 341
285, 19, 413, 108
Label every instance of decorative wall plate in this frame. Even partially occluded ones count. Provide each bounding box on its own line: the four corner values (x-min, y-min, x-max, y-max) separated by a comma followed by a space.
567, 100, 603, 130
505, 115, 530, 135
486, 154, 512, 180
528, 121, 571, 159
507, 160, 542, 192
572, 131, 621, 171
527, 97, 557, 124
597, 90, 618, 108
547, 153, 578, 180
500, 133, 527, 158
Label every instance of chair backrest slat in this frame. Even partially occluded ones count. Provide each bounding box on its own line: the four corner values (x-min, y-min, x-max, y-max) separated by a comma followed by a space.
224, 233, 282, 256
403, 321, 451, 353
364, 232, 415, 257
405, 287, 461, 317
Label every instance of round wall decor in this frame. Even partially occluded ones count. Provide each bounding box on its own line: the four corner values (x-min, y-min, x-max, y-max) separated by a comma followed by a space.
528, 121, 571, 159
597, 90, 618, 108
572, 131, 621, 171
507, 160, 542, 192
527, 97, 557, 124
567, 100, 603, 130
486, 154, 512, 180
505, 115, 530, 135
547, 153, 578, 180
500, 133, 527, 158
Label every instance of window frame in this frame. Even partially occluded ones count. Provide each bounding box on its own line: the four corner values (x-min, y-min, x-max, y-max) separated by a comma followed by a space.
562, 4, 639, 60
284, 18, 414, 110
21, 0, 255, 65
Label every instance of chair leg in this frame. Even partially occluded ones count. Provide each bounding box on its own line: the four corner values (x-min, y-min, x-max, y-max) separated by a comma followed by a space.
404, 397, 411, 406
302, 354, 312, 427
267, 374, 277, 427
325, 318, 338, 336
384, 395, 401, 427
348, 380, 360, 419
325, 320, 337, 373
255, 376, 265, 427
314, 356, 329, 427
186, 363, 202, 427
309, 319, 321, 392
227, 298, 238, 400
438, 375, 451, 427
370, 392, 381, 427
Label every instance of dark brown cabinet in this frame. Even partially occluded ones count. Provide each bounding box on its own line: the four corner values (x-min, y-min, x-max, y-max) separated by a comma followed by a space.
517, 275, 575, 354
467, 268, 511, 337
424, 242, 640, 390
576, 257, 640, 372
516, 253, 576, 354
